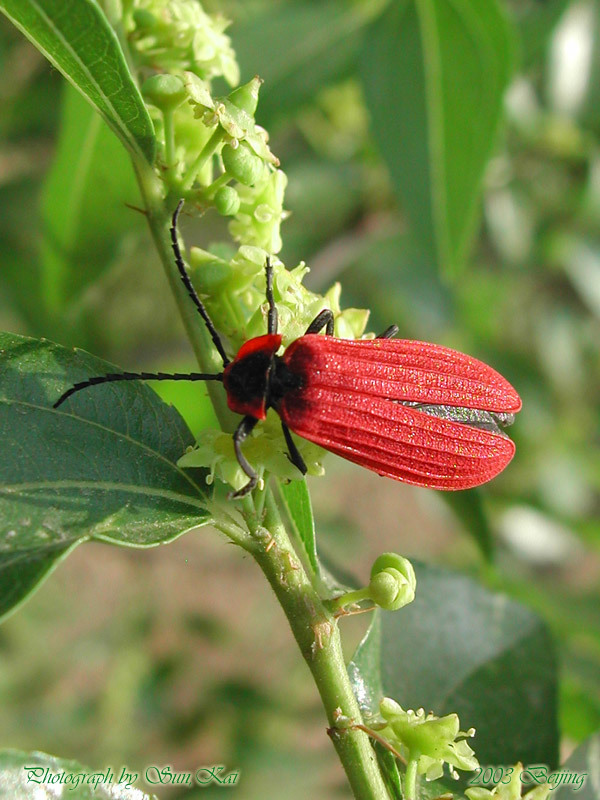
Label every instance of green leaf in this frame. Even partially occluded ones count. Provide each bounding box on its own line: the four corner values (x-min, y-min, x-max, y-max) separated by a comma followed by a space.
360, 0, 516, 277
349, 563, 559, 769
278, 479, 319, 577
560, 676, 600, 743
555, 732, 600, 799
0, 749, 156, 799
0, 0, 155, 163
151, 364, 219, 439
233, 1, 371, 125
348, 611, 385, 712
277, 480, 351, 594
373, 742, 403, 800
40, 84, 144, 316
0, 332, 211, 623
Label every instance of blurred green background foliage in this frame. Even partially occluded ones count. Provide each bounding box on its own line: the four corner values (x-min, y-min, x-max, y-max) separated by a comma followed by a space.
0, 0, 598, 797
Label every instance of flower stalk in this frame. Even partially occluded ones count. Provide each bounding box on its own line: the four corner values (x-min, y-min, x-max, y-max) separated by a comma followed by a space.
405, 758, 419, 800
131, 148, 390, 800
181, 126, 225, 190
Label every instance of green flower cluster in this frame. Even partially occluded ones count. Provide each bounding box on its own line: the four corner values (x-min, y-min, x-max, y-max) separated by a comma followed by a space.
378, 698, 479, 782
125, 0, 239, 84
183, 71, 283, 249
187, 249, 369, 348
128, 0, 371, 494
129, 1, 287, 256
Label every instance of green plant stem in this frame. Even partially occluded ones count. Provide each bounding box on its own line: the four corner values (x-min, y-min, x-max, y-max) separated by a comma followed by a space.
163, 108, 177, 169
204, 172, 231, 197
181, 127, 225, 191
404, 757, 419, 800
334, 586, 372, 609
132, 158, 236, 431
247, 491, 390, 800
132, 158, 389, 799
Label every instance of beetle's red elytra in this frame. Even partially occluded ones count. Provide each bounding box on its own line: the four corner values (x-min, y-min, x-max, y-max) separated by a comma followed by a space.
53, 201, 521, 498
222, 332, 521, 492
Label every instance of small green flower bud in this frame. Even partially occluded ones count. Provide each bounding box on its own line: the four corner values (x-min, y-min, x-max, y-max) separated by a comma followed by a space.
229, 170, 287, 253
214, 185, 241, 216
178, 411, 325, 493
129, 2, 239, 86
189, 248, 233, 293
332, 553, 415, 612
222, 142, 264, 186
227, 76, 263, 116
335, 307, 370, 340
368, 553, 416, 610
368, 572, 405, 610
142, 74, 187, 111
132, 9, 156, 29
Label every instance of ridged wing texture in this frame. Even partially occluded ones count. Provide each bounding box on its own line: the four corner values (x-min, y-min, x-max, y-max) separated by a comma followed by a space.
280, 336, 520, 490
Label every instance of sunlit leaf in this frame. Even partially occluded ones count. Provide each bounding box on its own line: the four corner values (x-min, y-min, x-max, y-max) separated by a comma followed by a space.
0, 0, 155, 163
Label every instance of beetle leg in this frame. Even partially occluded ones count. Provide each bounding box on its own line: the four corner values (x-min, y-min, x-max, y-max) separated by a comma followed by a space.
265, 257, 278, 335
377, 325, 399, 339
305, 309, 334, 336
281, 422, 307, 475
229, 416, 260, 499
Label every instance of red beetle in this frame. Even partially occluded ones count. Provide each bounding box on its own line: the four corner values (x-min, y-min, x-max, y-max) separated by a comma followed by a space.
54, 202, 521, 497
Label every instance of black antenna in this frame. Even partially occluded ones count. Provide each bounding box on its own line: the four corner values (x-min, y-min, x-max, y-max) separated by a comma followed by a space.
265, 257, 278, 335
53, 370, 223, 409
53, 201, 231, 411
170, 200, 230, 366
